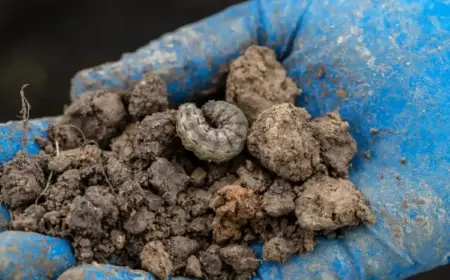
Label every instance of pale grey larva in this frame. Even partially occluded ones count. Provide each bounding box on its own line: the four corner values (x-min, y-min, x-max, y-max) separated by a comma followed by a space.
176, 100, 249, 163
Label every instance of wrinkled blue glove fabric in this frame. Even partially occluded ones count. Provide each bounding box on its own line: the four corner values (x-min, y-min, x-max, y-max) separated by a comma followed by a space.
0, 231, 75, 280
1, 0, 450, 279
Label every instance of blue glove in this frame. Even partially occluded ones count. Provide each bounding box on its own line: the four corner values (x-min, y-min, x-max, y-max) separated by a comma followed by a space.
2, 0, 450, 279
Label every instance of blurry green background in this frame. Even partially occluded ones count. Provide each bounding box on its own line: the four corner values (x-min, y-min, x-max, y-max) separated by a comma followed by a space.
0, 0, 447, 278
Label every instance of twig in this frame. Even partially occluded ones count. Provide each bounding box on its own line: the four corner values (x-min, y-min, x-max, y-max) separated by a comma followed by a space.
19, 84, 31, 154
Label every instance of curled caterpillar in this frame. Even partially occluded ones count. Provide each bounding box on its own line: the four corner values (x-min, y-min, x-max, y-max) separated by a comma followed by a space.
176, 100, 249, 163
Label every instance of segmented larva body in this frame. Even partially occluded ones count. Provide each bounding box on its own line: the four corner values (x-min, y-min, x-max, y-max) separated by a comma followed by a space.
176, 100, 249, 163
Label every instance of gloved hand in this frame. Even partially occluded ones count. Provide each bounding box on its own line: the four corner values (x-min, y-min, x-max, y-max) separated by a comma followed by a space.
1, 0, 449, 279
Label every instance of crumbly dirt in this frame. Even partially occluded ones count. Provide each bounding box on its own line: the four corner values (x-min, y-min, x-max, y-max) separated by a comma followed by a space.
263, 236, 294, 262
128, 73, 169, 121
310, 111, 357, 178
0, 46, 375, 280
226, 45, 301, 123
295, 174, 375, 232
47, 88, 129, 149
247, 103, 325, 182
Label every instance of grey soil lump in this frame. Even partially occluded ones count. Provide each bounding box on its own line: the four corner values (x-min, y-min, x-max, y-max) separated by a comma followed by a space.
140, 240, 173, 280
0, 152, 45, 209
310, 110, 357, 177
226, 45, 301, 123
128, 73, 169, 121
111, 110, 178, 168
247, 103, 324, 182
295, 174, 375, 232
48, 89, 128, 149
263, 236, 295, 262
219, 244, 259, 273
262, 179, 296, 217
185, 255, 202, 278
148, 157, 189, 205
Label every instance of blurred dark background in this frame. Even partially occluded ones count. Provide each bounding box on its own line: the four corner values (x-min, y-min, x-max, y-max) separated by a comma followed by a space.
0, 0, 448, 279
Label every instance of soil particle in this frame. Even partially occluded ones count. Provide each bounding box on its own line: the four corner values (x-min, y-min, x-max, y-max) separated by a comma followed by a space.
263, 236, 294, 262
211, 215, 242, 244
235, 159, 273, 193
103, 153, 132, 187
247, 103, 324, 182
205, 162, 230, 186
295, 174, 375, 232
185, 188, 212, 217
110, 229, 126, 250
116, 180, 162, 213
336, 85, 346, 98
140, 240, 173, 280
190, 167, 207, 187
123, 207, 154, 235
0, 152, 45, 209
199, 245, 223, 277
188, 215, 213, 236
133, 111, 178, 164
315, 64, 327, 79
48, 155, 72, 174
111, 110, 178, 169
65, 196, 104, 237
310, 111, 357, 177
74, 238, 94, 263
40, 169, 81, 211
185, 255, 202, 278
147, 157, 189, 205
226, 45, 301, 123
11, 204, 46, 232
46, 123, 85, 151
219, 244, 259, 274
39, 210, 67, 237
128, 73, 169, 121
48, 89, 128, 149
110, 123, 137, 163
53, 144, 103, 173
210, 185, 260, 222
400, 157, 407, 164
84, 186, 119, 227
210, 185, 260, 244
167, 236, 200, 271
208, 174, 239, 194
262, 179, 296, 217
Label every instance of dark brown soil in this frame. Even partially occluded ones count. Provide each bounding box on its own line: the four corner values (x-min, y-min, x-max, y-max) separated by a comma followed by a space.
0, 45, 374, 280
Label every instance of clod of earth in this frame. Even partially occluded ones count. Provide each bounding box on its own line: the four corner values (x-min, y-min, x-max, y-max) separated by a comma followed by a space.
0, 45, 374, 280
226, 45, 301, 123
